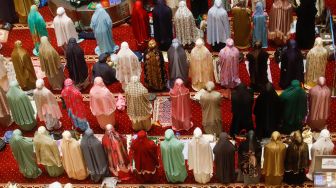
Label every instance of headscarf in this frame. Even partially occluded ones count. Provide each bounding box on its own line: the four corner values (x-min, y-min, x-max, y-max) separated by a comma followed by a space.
53, 7, 78, 47
61, 79, 86, 119
131, 0, 149, 43
0, 54, 8, 82
169, 78, 191, 123
90, 4, 112, 30
39, 36, 63, 78
27, 5, 48, 37
253, 1, 264, 16
92, 53, 117, 85
167, 39, 189, 86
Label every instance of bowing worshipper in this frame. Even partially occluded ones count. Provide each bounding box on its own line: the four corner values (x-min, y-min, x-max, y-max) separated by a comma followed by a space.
131, 0, 150, 47
129, 130, 159, 182
169, 78, 193, 131
39, 36, 65, 90
279, 80, 307, 134
143, 39, 167, 91
190, 0, 208, 18
89, 77, 117, 129
207, 0, 231, 51
33, 79, 62, 131
214, 132, 236, 184
295, 0, 317, 49
188, 127, 213, 184
80, 128, 109, 182
53, 7, 78, 50
307, 129, 335, 180
305, 37, 328, 87
65, 38, 89, 90
61, 79, 89, 131
125, 76, 153, 131
254, 83, 281, 139
279, 40, 304, 89
60, 130, 88, 180
92, 53, 117, 86
308, 77, 331, 131
231, 1, 252, 49
91, 4, 119, 55
284, 130, 309, 185
33, 126, 64, 177
13, 0, 34, 23
252, 2, 268, 48
160, 129, 187, 183
231, 83, 254, 137
189, 38, 214, 91
263, 131, 287, 185
200, 81, 223, 136
0, 87, 12, 127
27, 5, 48, 55
11, 40, 37, 91
152, 0, 173, 51
238, 130, 262, 184
116, 42, 141, 90
0, 0, 18, 30
246, 41, 269, 92
0, 55, 10, 92
9, 129, 42, 179
268, 0, 293, 45
6, 81, 36, 131
102, 124, 130, 178
167, 39, 189, 88
217, 38, 240, 89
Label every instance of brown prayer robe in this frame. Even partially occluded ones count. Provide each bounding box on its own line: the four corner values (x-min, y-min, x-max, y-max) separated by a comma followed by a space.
232, 6, 251, 49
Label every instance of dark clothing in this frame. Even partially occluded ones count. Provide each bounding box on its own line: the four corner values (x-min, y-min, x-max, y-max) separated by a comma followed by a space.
92, 53, 117, 85
190, 0, 208, 18
0, 0, 18, 24
247, 48, 269, 92
167, 41, 189, 88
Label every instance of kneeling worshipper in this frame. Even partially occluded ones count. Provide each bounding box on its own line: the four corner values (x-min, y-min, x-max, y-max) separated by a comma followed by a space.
168, 39, 189, 88
0, 0, 18, 30
60, 130, 88, 180
143, 39, 167, 91
102, 124, 130, 179
33, 126, 64, 177
34, 79, 62, 131
9, 129, 42, 179
160, 129, 187, 183
252, 2, 268, 48
11, 40, 37, 91
169, 78, 193, 131
39, 36, 65, 90
91, 4, 118, 55
214, 132, 236, 184
131, 0, 150, 47
188, 127, 213, 184
6, 81, 36, 131
307, 129, 335, 180
65, 38, 89, 90
92, 53, 117, 86
61, 79, 89, 131
27, 5, 48, 55
80, 128, 109, 182
13, 0, 34, 23
200, 81, 223, 136
125, 76, 153, 131
89, 77, 117, 129
116, 42, 141, 90
308, 77, 331, 131
263, 131, 287, 186
129, 130, 159, 183
189, 38, 214, 91
0, 87, 12, 127
279, 80, 307, 134
231, 1, 252, 49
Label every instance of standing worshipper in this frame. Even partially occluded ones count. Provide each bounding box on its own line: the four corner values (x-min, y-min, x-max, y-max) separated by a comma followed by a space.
0, 55, 10, 91
131, 0, 150, 46
269, 0, 292, 45
169, 79, 193, 131
0, 87, 11, 127
189, 38, 214, 91
13, 0, 34, 23
66, 38, 89, 90
91, 4, 118, 55
92, 53, 117, 85
167, 39, 189, 88
296, 0, 317, 49
34, 79, 62, 131
143, 39, 167, 91
207, 0, 231, 51
152, 0, 173, 51
9, 129, 42, 179
214, 132, 236, 184
160, 129, 187, 183
27, 5, 48, 55
61, 79, 89, 131
0, 0, 18, 30
116, 42, 141, 90
6, 81, 36, 131
89, 77, 116, 129
125, 76, 153, 131
217, 38, 240, 89
190, 0, 208, 18
252, 2, 268, 48
39, 36, 65, 90
279, 80, 307, 134
232, 1, 252, 49
11, 40, 37, 91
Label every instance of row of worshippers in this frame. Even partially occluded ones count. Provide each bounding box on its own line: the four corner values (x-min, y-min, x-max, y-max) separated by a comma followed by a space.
8, 123, 335, 185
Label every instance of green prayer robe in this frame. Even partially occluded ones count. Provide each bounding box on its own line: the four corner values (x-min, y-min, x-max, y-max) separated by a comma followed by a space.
160, 129, 187, 183
9, 129, 42, 179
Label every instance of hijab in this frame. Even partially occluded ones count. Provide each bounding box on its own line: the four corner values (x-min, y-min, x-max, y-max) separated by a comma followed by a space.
61, 79, 86, 119
285, 130, 309, 172
27, 5, 48, 37
131, 0, 149, 43
309, 77, 331, 122
167, 39, 189, 86
39, 36, 62, 78
92, 53, 117, 85
253, 1, 264, 16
